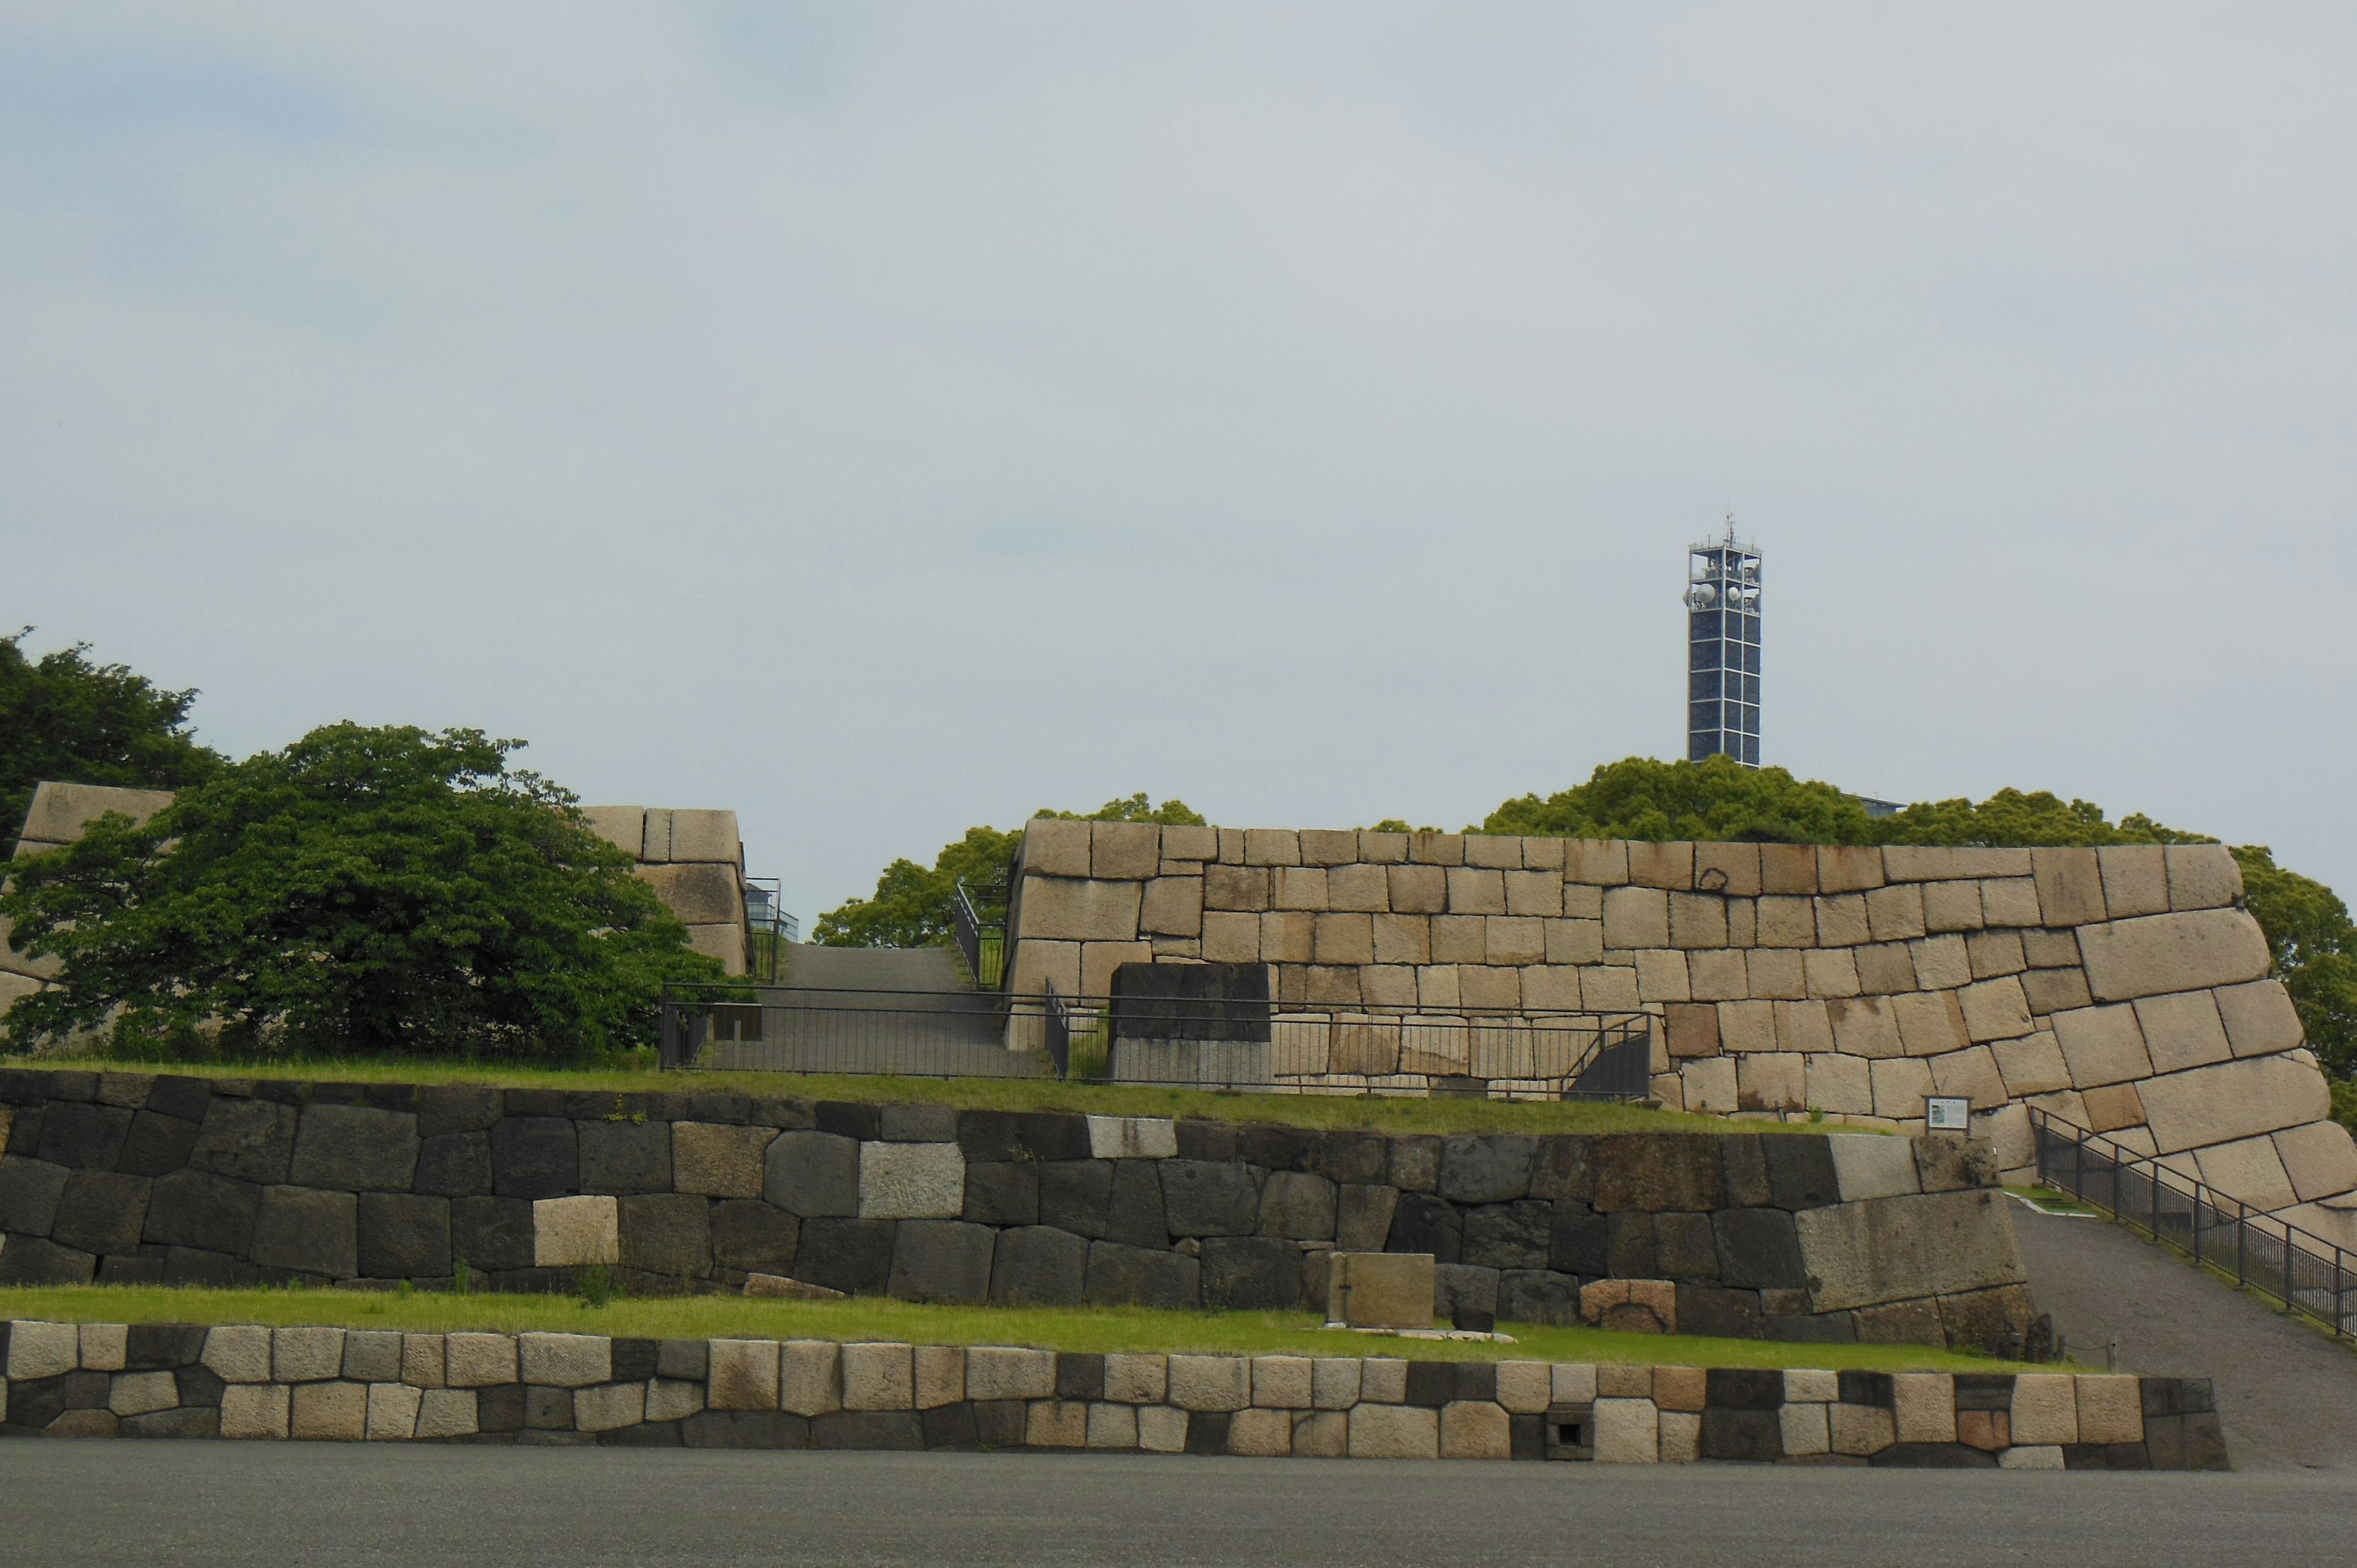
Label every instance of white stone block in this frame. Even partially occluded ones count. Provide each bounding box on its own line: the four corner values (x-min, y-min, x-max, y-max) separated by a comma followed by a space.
1349, 1404, 1439, 1459
414, 1388, 480, 1438
964, 1346, 1055, 1402
444, 1333, 518, 1388
1827, 1135, 1921, 1201
1086, 1116, 1178, 1159
1782, 1369, 1839, 1404
780, 1340, 843, 1417
519, 1332, 611, 1388
1592, 1397, 1659, 1463
1551, 1363, 1599, 1405
365, 1381, 422, 1440
858, 1141, 965, 1219
273, 1327, 346, 1383
1779, 1400, 1830, 1455
1167, 1354, 1250, 1412
7, 1320, 78, 1380
220, 1383, 291, 1440
1137, 1405, 1188, 1453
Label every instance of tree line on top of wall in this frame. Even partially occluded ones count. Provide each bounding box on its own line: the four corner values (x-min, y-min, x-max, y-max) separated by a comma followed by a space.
822, 755, 2356, 1089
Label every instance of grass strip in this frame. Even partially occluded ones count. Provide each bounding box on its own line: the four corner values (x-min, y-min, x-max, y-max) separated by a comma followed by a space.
0, 1285, 2026, 1372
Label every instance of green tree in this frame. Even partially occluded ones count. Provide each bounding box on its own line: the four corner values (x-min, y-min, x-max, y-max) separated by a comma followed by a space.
1, 723, 720, 1062
1876, 789, 2203, 848
815, 794, 1206, 949
0, 630, 223, 840
2233, 847, 2357, 1078
1480, 755, 1879, 844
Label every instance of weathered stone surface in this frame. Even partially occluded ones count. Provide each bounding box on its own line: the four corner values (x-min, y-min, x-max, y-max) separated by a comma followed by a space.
578, 1121, 671, 1194
1592, 1134, 1723, 1212
1439, 1400, 1511, 1459
1794, 1190, 2026, 1311
573, 1381, 646, 1434
444, 1332, 519, 1388
1436, 1135, 1534, 1203
2054, 1005, 2153, 1089
1160, 1160, 1260, 1236
2191, 1135, 2296, 1211
2074, 1375, 2143, 1445
489, 1118, 577, 1200
533, 1195, 619, 1269
1256, 1171, 1336, 1240
708, 1340, 781, 1410
1592, 1397, 1659, 1463
858, 1141, 964, 1220
1349, 1403, 1439, 1459
1202, 1235, 1304, 1310
2011, 1373, 2078, 1445
0, 1155, 70, 1236
1021, 878, 1144, 943
2215, 981, 2306, 1058
1085, 1240, 1199, 1310
192, 1098, 298, 1185
288, 1105, 419, 1192
357, 1192, 451, 1280
290, 1381, 368, 1441
48, 1170, 147, 1256
2078, 911, 2272, 1003
520, 1332, 610, 1388
1713, 1208, 1806, 1289
252, 1185, 358, 1278
673, 1123, 771, 1199
792, 1218, 897, 1296
840, 1342, 914, 1410
888, 1219, 996, 1304
966, 1346, 1055, 1401
1959, 978, 2032, 1044
2138, 1056, 2331, 1155
414, 1388, 480, 1438
451, 1196, 534, 1273
767, 1130, 860, 1216
219, 1382, 291, 1440
2275, 1121, 2357, 1203
988, 1226, 1088, 1306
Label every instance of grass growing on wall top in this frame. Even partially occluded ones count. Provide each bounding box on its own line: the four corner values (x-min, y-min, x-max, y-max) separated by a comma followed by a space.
0, 1286, 2027, 1372
1, 1057, 1851, 1137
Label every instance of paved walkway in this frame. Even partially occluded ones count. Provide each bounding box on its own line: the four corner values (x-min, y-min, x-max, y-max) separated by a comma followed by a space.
709, 943, 1039, 1078
2014, 1204, 2357, 1471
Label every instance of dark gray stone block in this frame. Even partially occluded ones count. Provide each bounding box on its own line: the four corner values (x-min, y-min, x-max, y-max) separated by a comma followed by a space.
1764, 1313, 1856, 1344
1528, 1137, 1593, 1203
681, 1410, 810, 1449
1953, 1373, 2015, 1411
98, 1253, 167, 1284
143, 1170, 259, 1255
526, 1386, 575, 1429
1706, 1369, 1784, 1410
1714, 1208, 1806, 1289
1239, 1126, 1312, 1173
1870, 1442, 1997, 1469
579, 1121, 672, 1195
1335, 1184, 1398, 1253
175, 1364, 227, 1408
1085, 1241, 1199, 1310
1161, 1160, 1259, 1237
1700, 1407, 1783, 1461
793, 1217, 897, 1295
144, 1076, 212, 1122
1606, 1212, 1657, 1276
476, 1385, 527, 1433
1434, 1262, 1499, 1324
1175, 1120, 1238, 1163
612, 1338, 661, 1382
0, 1156, 69, 1235
1591, 1134, 1725, 1213
252, 1184, 358, 1277
1438, 1134, 1535, 1203
1200, 1235, 1303, 1310
973, 1399, 1028, 1449
813, 1102, 881, 1140
1498, 1269, 1581, 1326
961, 1162, 1037, 1227
1840, 1371, 1895, 1408
1303, 1131, 1387, 1186
1720, 1135, 1773, 1207
118, 1111, 201, 1178
1039, 1160, 1112, 1238
1258, 1172, 1336, 1241
764, 1131, 859, 1218
288, 1104, 419, 1191
1511, 1412, 1546, 1461
414, 1132, 493, 1198
190, 1097, 298, 1184
1549, 1204, 1609, 1276
506, 1089, 568, 1119
1461, 1200, 1550, 1270
1056, 1353, 1105, 1400
0, 1234, 95, 1284
1451, 1362, 1497, 1402
598, 1421, 682, 1447
417, 1086, 504, 1140
1385, 1191, 1461, 1262
50, 1171, 150, 1256
452, 1196, 536, 1273
489, 1118, 576, 1200
130, 1409, 217, 1440
956, 1111, 1024, 1164
1403, 1362, 1454, 1408
921, 1402, 980, 1450
163, 1246, 258, 1287
125, 1323, 207, 1369
888, 1219, 996, 1304
4, 1374, 72, 1431
1106, 1161, 1168, 1248
879, 1104, 958, 1143
6, 1106, 42, 1156
358, 1192, 451, 1278
814, 1410, 925, 1450
1016, 1113, 1091, 1162
36, 1100, 131, 1171
988, 1225, 1089, 1307
709, 1200, 799, 1276
619, 1193, 711, 1278
1676, 1284, 1763, 1339
1655, 1211, 1719, 1280
658, 1339, 708, 1380
1763, 1135, 1841, 1210
1183, 1410, 1228, 1455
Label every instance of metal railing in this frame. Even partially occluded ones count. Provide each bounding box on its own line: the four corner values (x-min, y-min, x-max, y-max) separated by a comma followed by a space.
951, 876, 1006, 991
740, 876, 797, 983
657, 981, 1651, 1100
2030, 1106, 2356, 1342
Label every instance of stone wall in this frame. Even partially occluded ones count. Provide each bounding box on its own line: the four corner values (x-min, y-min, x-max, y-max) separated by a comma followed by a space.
0, 785, 753, 1006
0, 1070, 2032, 1349
1004, 821, 2357, 1242
0, 1317, 2227, 1469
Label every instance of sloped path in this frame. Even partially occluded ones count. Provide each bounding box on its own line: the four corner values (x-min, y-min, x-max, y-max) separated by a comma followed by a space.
709, 942, 1036, 1078
2014, 1205, 2357, 1470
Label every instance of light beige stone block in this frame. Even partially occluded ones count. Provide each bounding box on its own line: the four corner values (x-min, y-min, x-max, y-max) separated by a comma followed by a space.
533, 1195, 621, 1266
1813, 894, 1870, 948
1522, 966, 1584, 1011
1635, 949, 1691, 1002
109, 1370, 177, 1417
1892, 1373, 1956, 1442
1349, 1403, 1439, 1459
1086, 1402, 1139, 1450
220, 1383, 291, 1440
2010, 1373, 2078, 1445
1582, 966, 1640, 1011
1930, 1046, 2007, 1110
2140, 1053, 2332, 1156
414, 1388, 480, 1437
1328, 863, 1390, 913
1829, 995, 1903, 1058
1161, 824, 1218, 863
1292, 1410, 1350, 1458
1463, 835, 1520, 870
2275, 1121, 2357, 1202
1439, 1400, 1511, 1459
1137, 1405, 1188, 1453
1023, 818, 1092, 877
1101, 1352, 1166, 1405
1311, 1358, 1361, 1409
840, 1342, 914, 1410
1328, 1251, 1433, 1329
646, 1378, 704, 1423
1719, 998, 1778, 1053
1681, 1057, 1738, 1114
1492, 1362, 1551, 1414
1959, 976, 2032, 1042
1687, 949, 1747, 1001
1388, 863, 1448, 914
1274, 866, 1331, 913
2073, 1376, 2144, 1445
1540, 918, 1600, 967
1921, 881, 1985, 933
1742, 948, 1803, 1000
1980, 877, 2043, 929
1199, 912, 1260, 964
1252, 1355, 1313, 1409
1090, 821, 1160, 879
781, 1340, 843, 1417
1862, 884, 1927, 943
1167, 1355, 1251, 1412
2134, 992, 2232, 1073
1668, 893, 1728, 949
291, 1381, 369, 1441
1021, 877, 1145, 943
1871, 1057, 1935, 1119
1779, 1400, 1830, 1455
2167, 845, 2243, 911
573, 1381, 646, 1434
1775, 999, 1836, 1054
1802, 949, 1861, 998
1910, 934, 1972, 991
444, 1334, 519, 1389
1830, 1403, 1897, 1456
1244, 829, 1302, 867
964, 1346, 1055, 1402
1550, 1363, 1598, 1404
1992, 1032, 2072, 1095
2054, 1004, 2154, 1088
1360, 1359, 1409, 1404
638, 862, 741, 924
2032, 848, 2106, 926
2193, 1135, 2297, 1211
1139, 877, 1204, 937
273, 1327, 346, 1383
1564, 839, 1630, 886
2216, 980, 2306, 1057
1657, 1410, 1703, 1462
1738, 1052, 1804, 1113
1603, 886, 1670, 949
1225, 1406, 1292, 1456
400, 1334, 444, 1390
673, 1124, 772, 1200
859, 1140, 965, 1219
1782, 1368, 1839, 1403
75, 1323, 126, 1372
518, 1332, 610, 1388
1754, 896, 1816, 948
2097, 846, 2170, 919
1965, 930, 2028, 979
2079, 910, 2272, 1003
1024, 1400, 1088, 1448
1693, 842, 1763, 897
1503, 871, 1563, 917
1446, 867, 1507, 915
1592, 1397, 1659, 1463
1485, 916, 1545, 966
2000, 1445, 2065, 1469
708, 1340, 782, 1410
908, 1345, 963, 1408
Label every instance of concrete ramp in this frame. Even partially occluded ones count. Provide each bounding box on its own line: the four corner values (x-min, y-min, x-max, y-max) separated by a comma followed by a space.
707, 942, 1041, 1078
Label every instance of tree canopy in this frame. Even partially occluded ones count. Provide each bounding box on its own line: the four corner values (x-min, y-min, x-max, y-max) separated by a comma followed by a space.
814, 795, 1204, 950
0, 630, 222, 841
1, 723, 721, 1062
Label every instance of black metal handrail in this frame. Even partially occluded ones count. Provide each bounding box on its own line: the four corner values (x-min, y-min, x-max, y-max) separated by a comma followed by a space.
2030, 1106, 2356, 1342
951, 876, 1005, 991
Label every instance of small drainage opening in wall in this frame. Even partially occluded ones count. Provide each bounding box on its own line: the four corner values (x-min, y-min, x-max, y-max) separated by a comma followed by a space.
1545, 1404, 1594, 1461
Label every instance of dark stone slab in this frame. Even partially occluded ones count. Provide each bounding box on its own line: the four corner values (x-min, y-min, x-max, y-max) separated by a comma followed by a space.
1706, 1369, 1784, 1410
1548, 1205, 1609, 1276
289, 1105, 421, 1192
417, 1086, 504, 1140
1239, 1126, 1312, 1173
51, 1170, 150, 1256
144, 1170, 260, 1255
252, 1080, 304, 1106
1161, 1160, 1260, 1237
1528, 1137, 1593, 1203
1335, 1184, 1398, 1253
1590, 1134, 1725, 1213
1056, 1353, 1105, 1400
1304, 1132, 1387, 1186
879, 1104, 958, 1143
612, 1338, 661, 1383
1386, 1191, 1462, 1262
1498, 1269, 1581, 1327
1839, 1371, 1895, 1408
1720, 1135, 1773, 1207
489, 1118, 577, 1200
619, 1193, 711, 1278
1016, 1113, 1090, 1163
579, 1121, 673, 1195
1763, 1135, 1841, 1210
452, 1196, 536, 1273
1763, 1313, 1856, 1343
1404, 1362, 1455, 1408
973, 1399, 1028, 1449
1655, 1211, 1719, 1280
526, 1387, 575, 1429
505, 1089, 568, 1119
710, 1200, 799, 1276
921, 1402, 981, 1450
1939, 1284, 2036, 1354
252, 1184, 358, 1277
813, 1410, 926, 1450
956, 1112, 1025, 1164
813, 1102, 881, 1141
365, 1083, 422, 1114
1606, 1212, 1656, 1276
142, 1076, 213, 1122
1453, 1362, 1498, 1402
1258, 1171, 1336, 1242
97, 1253, 167, 1285
45, 1071, 99, 1102
1085, 1240, 1199, 1310
1676, 1284, 1763, 1339
118, 1111, 201, 1178
1183, 1410, 1229, 1456
988, 1225, 1089, 1307
308, 1083, 368, 1107
0, 1068, 53, 1107
1870, 1442, 1997, 1468
0, 1234, 95, 1284
1175, 1120, 1238, 1163
764, 1131, 859, 1218
4, 1374, 71, 1431
477, 1385, 527, 1433
1434, 1262, 1498, 1326
888, 1219, 996, 1304
123, 1407, 219, 1439
1106, 1161, 1169, 1249
415, 1132, 492, 1198
1700, 1406, 1783, 1461
37, 1100, 132, 1170
599, 1421, 683, 1447
1461, 1200, 1550, 1270
6, 1106, 41, 1156
1714, 1208, 1805, 1289
1438, 1135, 1535, 1203
358, 1192, 451, 1278
1039, 1160, 1113, 1238
0, 1156, 69, 1235
176, 1364, 227, 1408
681, 1409, 810, 1449
1201, 1235, 1306, 1310
794, 1217, 898, 1296
122, 1323, 207, 1370
1953, 1373, 2015, 1410
658, 1340, 708, 1380
190, 1097, 298, 1184
1511, 1412, 1546, 1461
163, 1246, 258, 1288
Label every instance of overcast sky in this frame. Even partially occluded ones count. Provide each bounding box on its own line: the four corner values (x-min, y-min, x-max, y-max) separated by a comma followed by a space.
6, 2, 2353, 921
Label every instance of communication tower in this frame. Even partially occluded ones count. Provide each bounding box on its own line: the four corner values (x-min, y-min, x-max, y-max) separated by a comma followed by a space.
1684, 520, 1762, 766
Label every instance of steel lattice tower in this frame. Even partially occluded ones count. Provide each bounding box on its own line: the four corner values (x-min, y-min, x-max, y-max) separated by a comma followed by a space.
1684, 520, 1762, 766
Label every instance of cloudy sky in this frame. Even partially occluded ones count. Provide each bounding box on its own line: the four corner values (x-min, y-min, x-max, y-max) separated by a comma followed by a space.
6, 2, 2353, 921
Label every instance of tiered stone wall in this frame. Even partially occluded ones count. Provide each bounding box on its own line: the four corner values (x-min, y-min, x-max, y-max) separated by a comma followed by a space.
0, 1071, 2032, 1348
0, 784, 176, 1022
0, 1318, 2227, 1469
1004, 822, 2357, 1242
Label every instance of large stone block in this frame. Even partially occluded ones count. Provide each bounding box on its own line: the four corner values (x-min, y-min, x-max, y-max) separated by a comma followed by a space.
274, 1326, 347, 1383
0, 1154, 69, 1236
965, 1346, 1056, 1401
2191, 1135, 2296, 1211
17, 781, 174, 843
1159, 1159, 1260, 1236
858, 1141, 963, 1220
988, 1226, 1088, 1306
533, 1195, 619, 1268
444, 1332, 518, 1388
766, 1130, 860, 1216
219, 1383, 291, 1440
841, 1342, 914, 1410
708, 1339, 780, 1410
1023, 818, 1093, 878
2138, 1056, 2331, 1155
793, 1218, 897, 1295
618, 1192, 710, 1278
1201, 1235, 1304, 1309
1328, 1251, 1433, 1329
252, 1184, 358, 1278
2032, 848, 2106, 927
637, 862, 740, 925
1959, 978, 2032, 1044
673, 1123, 771, 1199
519, 1332, 611, 1388
888, 1220, 995, 1304
288, 1105, 419, 1192
2078, 910, 2272, 1003
578, 1121, 673, 1195
2274, 1121, 2357, 1203
1794, 1190, 2024, 1311
192, 1097, 298, 1184
2166, 845, 2242, 911
489, 1118, 577, 1200
359, 1192, 452, 1279
1349, 1403, 1439, 1459
2010, 1373, 2078, 1446
1592, 1397, 1660, 1463
2215, 981, 2305, 1058
2053, 1005, 2153, 1089
1020, 878, 1144, 943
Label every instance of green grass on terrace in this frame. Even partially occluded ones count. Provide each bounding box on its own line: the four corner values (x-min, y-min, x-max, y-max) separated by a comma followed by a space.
0, 1286, 2026, 1373
0, 1056, 1845, 1138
